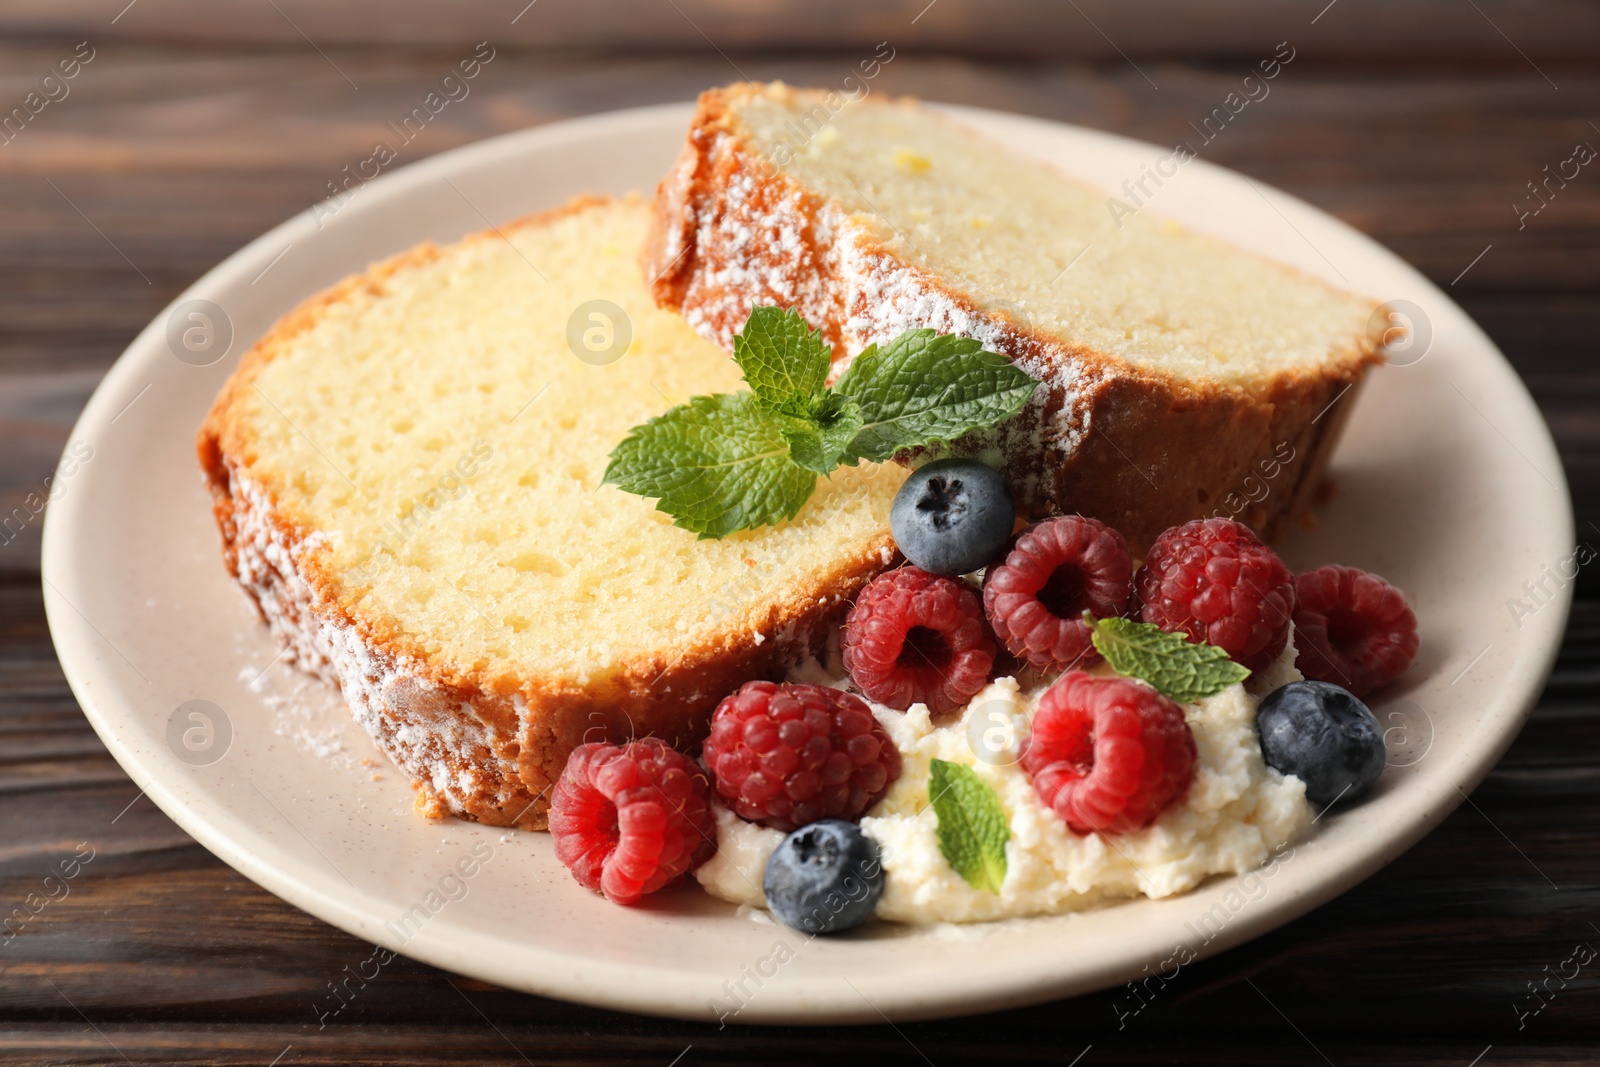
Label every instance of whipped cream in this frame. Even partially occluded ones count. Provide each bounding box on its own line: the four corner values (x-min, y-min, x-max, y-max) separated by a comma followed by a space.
694, 640, 1312, 924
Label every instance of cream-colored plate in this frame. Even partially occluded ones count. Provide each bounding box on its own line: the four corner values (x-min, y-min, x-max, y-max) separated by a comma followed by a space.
43, 103, 1572, 1023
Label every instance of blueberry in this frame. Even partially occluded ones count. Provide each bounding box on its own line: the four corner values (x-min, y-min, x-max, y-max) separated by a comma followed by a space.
763, 820, 884, 934
890, 458, 1015, 575
1256, 680, 1386, 806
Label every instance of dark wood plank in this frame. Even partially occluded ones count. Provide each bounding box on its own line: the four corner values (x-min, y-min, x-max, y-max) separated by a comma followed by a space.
1, 1030, 1599, 1067
3, 0, 1599, 62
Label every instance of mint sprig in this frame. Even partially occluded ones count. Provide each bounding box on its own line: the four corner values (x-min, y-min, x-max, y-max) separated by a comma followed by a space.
929, 759, 1009, 895
1086, 613, 1251, 703
777, 392, 864, 475
603, 392, 818, 539
603, 307, 1037, 537
735, 304, 833, 418
833, 331, 1040, 464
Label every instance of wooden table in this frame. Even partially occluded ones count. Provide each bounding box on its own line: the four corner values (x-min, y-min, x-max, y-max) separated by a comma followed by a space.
3, 3, 1598, 1062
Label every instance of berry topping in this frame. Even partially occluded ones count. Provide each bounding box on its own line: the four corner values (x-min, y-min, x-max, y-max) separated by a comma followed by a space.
703, 681, 901, 832
889, 458, 1016, 575
764, 819, 885, 934
548, 739, 716, 905
1292, 565, 1419, 697
1256, 680, 1385, 805
1133, 518, 1295, 674
1020, 671, 1197, 836
982, 515, 1133, 671
842, 566, 997, 715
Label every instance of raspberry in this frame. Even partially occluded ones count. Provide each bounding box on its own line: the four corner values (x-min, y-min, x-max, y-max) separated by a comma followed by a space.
982, 516, 1132, 671
842, 567, 997, 715
1133, 518, 1295, 673
1293, 564, 1419, 697
549, 739, 716, 905
703, 681, 901, 831
1020, 671, 1196, 836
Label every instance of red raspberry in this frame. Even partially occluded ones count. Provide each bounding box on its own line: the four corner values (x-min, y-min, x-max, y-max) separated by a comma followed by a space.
982, 516, 1132, 672
1020, 671, 1196, 836
702, 681, 901, 831
842, 567, 997, 715
549, 739, 716, 905
1133, 518, 1295, 673
1293, 564, 1419, 697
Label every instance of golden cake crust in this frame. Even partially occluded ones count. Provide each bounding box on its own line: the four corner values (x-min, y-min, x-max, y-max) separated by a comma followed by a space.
645, 84, 1380, 553
198, 196, 898, 830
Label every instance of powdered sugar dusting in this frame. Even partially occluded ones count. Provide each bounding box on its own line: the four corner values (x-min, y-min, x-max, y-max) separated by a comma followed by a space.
225, 464, 533, 825
239, 658, 354, 764
653, 127, 1097, 517
678, 142, 844, 351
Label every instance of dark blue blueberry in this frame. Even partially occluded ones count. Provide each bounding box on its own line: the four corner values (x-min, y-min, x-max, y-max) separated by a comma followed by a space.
1256, 680, 1385, 806
889, 458, 1015, 575
763, 819, 884, 935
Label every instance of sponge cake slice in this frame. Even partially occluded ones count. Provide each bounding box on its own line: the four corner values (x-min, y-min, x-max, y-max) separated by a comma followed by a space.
647, 83, 1381, 552
199, 195, 905, 829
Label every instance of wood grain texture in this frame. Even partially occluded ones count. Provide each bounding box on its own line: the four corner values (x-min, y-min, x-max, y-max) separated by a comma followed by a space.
1, 30, 1597, 1065
4, 0, 1600, 62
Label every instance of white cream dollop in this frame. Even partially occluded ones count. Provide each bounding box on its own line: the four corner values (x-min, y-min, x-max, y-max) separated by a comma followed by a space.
695, 642, 1313, 924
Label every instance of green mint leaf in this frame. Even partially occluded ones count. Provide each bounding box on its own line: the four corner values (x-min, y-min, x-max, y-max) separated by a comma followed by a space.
603, 392, 817, 539
1088, 614, 1251, 703
833, 330, 1037, 463
733, 305, 832, 419
780, 393, 864, 475
602, 310, 1036, 538
929, 759, 1009, 895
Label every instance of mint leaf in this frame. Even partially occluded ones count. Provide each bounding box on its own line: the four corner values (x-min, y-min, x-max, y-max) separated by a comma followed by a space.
603, 392, 817, 539
780, 393, 864, 474
1088, 614, 1251, 703
834, 330, 1037, 463
733, 306, 832, 419
929, 759, 1009, 895
602, 309, 1037, 538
